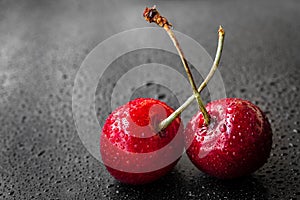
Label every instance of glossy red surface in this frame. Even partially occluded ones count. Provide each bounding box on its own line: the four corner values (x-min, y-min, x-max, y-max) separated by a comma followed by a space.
101, 98, 183, 184
185, 98, 272, 179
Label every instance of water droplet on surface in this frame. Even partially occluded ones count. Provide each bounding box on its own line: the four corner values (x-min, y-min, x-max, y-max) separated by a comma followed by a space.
293, 129, 298, 133
106, 184, 114, 189
219, 124, 227, 132
198, 127, 207, 135
158, 94, 166, 100
227, 107, 233, 114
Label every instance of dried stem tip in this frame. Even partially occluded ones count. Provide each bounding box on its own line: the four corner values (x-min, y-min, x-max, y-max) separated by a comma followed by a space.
143, 6, 172, 28
218, 26, 225, 36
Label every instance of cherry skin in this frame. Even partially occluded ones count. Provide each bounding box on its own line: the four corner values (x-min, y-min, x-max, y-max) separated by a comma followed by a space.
185, 98, 272, 179
100, 98, 184, 184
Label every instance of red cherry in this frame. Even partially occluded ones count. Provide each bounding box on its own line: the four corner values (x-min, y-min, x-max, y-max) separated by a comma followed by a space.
185, 98, 272, 179
100, 98, 184, 184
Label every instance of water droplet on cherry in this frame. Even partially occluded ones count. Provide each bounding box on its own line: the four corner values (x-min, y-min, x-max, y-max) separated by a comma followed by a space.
219, 124, 227, 132
227, 107, 233, 114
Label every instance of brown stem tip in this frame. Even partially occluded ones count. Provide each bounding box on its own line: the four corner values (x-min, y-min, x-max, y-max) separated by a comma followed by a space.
218, 26, 225, 36
143, 5, 172, 28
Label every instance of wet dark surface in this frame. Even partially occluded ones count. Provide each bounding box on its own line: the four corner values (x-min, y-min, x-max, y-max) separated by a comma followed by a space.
0, 0, 300, 199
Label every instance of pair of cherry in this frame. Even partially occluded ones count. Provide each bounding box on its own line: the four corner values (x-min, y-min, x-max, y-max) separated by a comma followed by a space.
100, 6, 272, 185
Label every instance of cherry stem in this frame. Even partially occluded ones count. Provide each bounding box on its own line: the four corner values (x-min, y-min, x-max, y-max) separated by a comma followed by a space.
143, 6, 225, 131
159, 26, 225, 131
143, 6, 210, 125
164, 25, 210, 125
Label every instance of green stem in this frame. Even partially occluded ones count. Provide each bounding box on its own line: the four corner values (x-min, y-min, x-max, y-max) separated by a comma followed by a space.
164, 25, 210, 126
159, 26, 225, 131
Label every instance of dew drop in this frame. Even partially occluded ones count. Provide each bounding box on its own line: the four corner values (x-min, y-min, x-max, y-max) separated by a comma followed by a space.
227, 107, 233, 114
158, 94, 166, 100
146, 82, 154, 87
293, 129, 298, 133
106, 184, 114, 189
219, 124, 227, 132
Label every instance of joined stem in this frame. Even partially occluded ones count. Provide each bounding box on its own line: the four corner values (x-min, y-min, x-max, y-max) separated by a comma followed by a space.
143, 6, 210, 126
143, 6, 225, 131
164, 25, 210, 126
159, 26, 225, 131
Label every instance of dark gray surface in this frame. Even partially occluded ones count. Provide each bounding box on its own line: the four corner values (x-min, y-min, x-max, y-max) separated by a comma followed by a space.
0, 0, 300, 199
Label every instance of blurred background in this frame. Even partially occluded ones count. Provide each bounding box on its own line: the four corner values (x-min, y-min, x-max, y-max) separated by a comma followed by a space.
0, 0, 299, 199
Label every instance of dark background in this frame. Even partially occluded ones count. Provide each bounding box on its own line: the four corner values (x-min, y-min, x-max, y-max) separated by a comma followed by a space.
0, 0, 299, 199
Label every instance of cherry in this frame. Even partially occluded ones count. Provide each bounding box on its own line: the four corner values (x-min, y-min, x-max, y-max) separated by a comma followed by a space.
185, 98, 272, 179
100, 7, 192, 185
100, 98, 183, 184
101, 6, 272, 185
